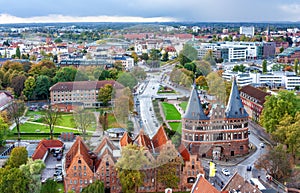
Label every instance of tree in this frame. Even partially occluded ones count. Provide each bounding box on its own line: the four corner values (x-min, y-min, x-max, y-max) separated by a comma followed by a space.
232, 64, 246, 72
260, 90, 300, 133
7, 100, 25, 142
6, 147, 28, 168
22, 76, 36, 100
272, 63, 284, 71
10, 75, 26, 97
34, 75, 51, 100
15, 47, 21, 59
54, 38, 62, 43
42, 106, 61, 140
162, 51, 169, 61
195, 60, 212, 76
131, 66, 146, 80
149, 49, 161, 61
255, 145, 292, 180
116, 144, 150, 193
99, 110, 108, 131
294, 58, 299, 75
81, 180, 105, 193
262, 59, 267, 73
140, 53, 149, 61
195, 76, 207, 88
203, 50, 216, 66
53, 67, 77, 83
20, 159, 46, 193
29, 60, 56, 78
40, 179, 59, 193
279, 47, 284, 53
0, 167, 29, 193
0, 117, 8, 147
206, 72, 227, 104
98, 84, 113, 106
178, 44, 198, 65
117, 72, 138, 90
156, 143, 182, 189
131, 52, 139, 64
184, 62, 196, 72
74, 107, 95, 140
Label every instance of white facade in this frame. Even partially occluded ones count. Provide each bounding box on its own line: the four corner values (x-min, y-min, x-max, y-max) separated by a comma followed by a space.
222, 72, 253, 87
240, 26, 255, 37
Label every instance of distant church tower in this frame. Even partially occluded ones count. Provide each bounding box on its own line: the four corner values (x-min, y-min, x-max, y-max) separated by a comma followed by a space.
181, 79, 249, 159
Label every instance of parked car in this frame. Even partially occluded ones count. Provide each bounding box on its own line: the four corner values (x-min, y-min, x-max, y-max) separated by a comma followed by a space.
222, 168, 230, 176
54, 175, 63, 182
246, 165, 252, 171
57, 154, 62, 161
54, 170, 62, 176
260, 143, 264, 148
55, 164, 62, 169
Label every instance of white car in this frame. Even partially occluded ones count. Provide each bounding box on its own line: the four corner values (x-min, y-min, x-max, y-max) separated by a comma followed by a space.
260, 143, 265, 148
222, 168, 230, 176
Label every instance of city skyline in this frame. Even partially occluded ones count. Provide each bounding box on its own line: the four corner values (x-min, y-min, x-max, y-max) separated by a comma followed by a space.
0, 0, 300, 24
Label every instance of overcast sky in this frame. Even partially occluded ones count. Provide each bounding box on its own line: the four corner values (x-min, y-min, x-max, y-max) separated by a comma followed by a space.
0, 0, 300, 23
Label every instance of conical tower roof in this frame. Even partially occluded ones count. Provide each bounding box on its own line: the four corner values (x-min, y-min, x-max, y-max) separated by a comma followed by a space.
183, 85, 208, 120
225, 78, 248, 119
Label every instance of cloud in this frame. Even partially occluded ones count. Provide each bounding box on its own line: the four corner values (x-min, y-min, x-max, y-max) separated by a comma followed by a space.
0, 14, 178, 24
279, 3, 300, 14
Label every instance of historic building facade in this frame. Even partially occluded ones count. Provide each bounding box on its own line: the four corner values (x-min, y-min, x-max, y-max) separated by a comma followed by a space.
181, 79, 249, 159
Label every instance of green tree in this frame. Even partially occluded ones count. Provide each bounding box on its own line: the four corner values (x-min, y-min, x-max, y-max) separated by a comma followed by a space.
279, 47, 284, 53
29, 60, 56, 78
42, 106, 61, 140
6, 147, 28, 168
34, 75, 51, 100
10, 75, 26, 97
40, 179, 59, 193
149, 49, 161, 61
53, 67, 77, 83
20, 159, 46, 193
98, 84, 113, 106
260, 90, 300, 133
162, 51, 169, 61
178, 44, 198, 65
15, 47, 21, 59
0, 167, 29, 193
99, 110, 108, 131
22, 76, 36, 100
131, 66, 146, 80
81, 180, 105, 193
232, 64, 246, 72
131, 52, 139, 64
156, 143, 182, 189
7, 100, 25, 142
294, 58, 299, 75
116, 144, 150, 193
54, 38, 62, 43
255, 145, 292, 180
117, 72, 137, 90
74, 107, 95, 140
262, 59, 267, 73
195, 60, 212, 76
0, 117, 8, 147
206, 72, 227, 104
203, 50, 216, 66
184, 62, 196, 72
140, 53, 149, 61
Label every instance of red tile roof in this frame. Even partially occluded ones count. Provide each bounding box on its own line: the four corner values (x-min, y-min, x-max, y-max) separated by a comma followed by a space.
31, 139, 64, 161
152, 126, 168, 150
240, 85, 270, 106
178, 144, 190, 162
94, 136, 117, 156
119, 132, 133, 147
50, 80, 123, 92
191, 174, 220, 193
134, 129, 153, 150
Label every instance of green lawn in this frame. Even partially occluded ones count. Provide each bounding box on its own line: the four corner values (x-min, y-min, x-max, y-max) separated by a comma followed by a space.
179, 101, 188, 111
107, 113, 122, 128
168, 122, 182, 133
13, 123, 79, 133
161, 102, 181, 120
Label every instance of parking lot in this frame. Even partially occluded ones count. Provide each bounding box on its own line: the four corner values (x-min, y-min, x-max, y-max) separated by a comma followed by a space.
41, 151, 63, 182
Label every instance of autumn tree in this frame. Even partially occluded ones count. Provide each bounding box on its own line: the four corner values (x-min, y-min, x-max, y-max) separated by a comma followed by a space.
195, 60, 212, 77
20, 159, 46, 193
260, 90, 300, 133
178, 44, 198, 65
116, 144, 150, 193
156, 143, 182, 189
131, 52, 139, 64
99, 110, 108, 132
255, 145, 292, 180
42, 106, 61, 140
98, 84, 113, 106
10, 75, 26, 97
74, 107, 95, 140
202, 50, 216, 66
81, 180, 104, 193
7, 100, 25, 142
6, 147, 28, 168
206, 72, 226, 104
195, 76, 207, 88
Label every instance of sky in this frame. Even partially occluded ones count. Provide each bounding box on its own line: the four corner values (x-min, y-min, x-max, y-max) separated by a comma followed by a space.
0, 0, 300, 23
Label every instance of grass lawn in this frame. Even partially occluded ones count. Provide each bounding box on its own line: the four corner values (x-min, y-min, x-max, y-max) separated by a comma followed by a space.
179, 101, 188, 111
168, 122, 182, 134
161, 102, 181, 120
13, 122, 79, 133
107, 113, 123, 129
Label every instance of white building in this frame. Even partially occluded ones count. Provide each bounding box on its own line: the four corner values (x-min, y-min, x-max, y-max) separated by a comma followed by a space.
240, 26, 255, 37
222, 71, 253, 87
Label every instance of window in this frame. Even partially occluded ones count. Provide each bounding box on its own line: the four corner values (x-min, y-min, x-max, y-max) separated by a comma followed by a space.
74, 166, 76, 170
79, 166, 82, 170
74, 180, 77, 184
70, 180, 72, 184
78, 160, 81, 164
84, 166, 86, 170
84, 172, 86, 176
85, 180, 88, 184
74, 173, 77, 177
80, 180, 83, 184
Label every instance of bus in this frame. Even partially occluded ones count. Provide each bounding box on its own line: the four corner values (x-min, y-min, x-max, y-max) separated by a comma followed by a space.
250, 178, 266, 190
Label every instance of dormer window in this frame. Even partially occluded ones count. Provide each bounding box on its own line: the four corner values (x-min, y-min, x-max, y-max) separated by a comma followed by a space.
78, 159, 81, 164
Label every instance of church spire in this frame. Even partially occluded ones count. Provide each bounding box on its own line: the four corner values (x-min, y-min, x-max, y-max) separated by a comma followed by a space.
183, 85, 208, 120
225, 77, 248, 119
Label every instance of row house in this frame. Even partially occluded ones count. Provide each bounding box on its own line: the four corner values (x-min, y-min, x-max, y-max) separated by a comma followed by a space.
182, 79, 249, 160
64, 126, 205, 193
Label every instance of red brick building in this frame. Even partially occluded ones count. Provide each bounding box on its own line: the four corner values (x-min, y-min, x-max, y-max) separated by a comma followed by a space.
277, 47, 300, 63
182, 79, 249, 160
32, 139, 64, 162
240, 85, 270, 122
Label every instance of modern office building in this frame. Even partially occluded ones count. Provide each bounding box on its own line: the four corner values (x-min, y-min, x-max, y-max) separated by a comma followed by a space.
239, 26, 255, 37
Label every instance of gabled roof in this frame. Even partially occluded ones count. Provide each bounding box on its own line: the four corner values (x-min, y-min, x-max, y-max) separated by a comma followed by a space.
134, 129, 153, 150
225, 78, 249, 119
221, 172, 262, 193
119, 132, 133, 147
65, 136, 93, 170
178, 144, 190, 162
94, 136, 117, 157
183, 85, 209, 120
151, 126, 169, 150
191, 174, 220, 193
240, 85, 270, 106
31, 139, 64, 161
39, 139, 64, 148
